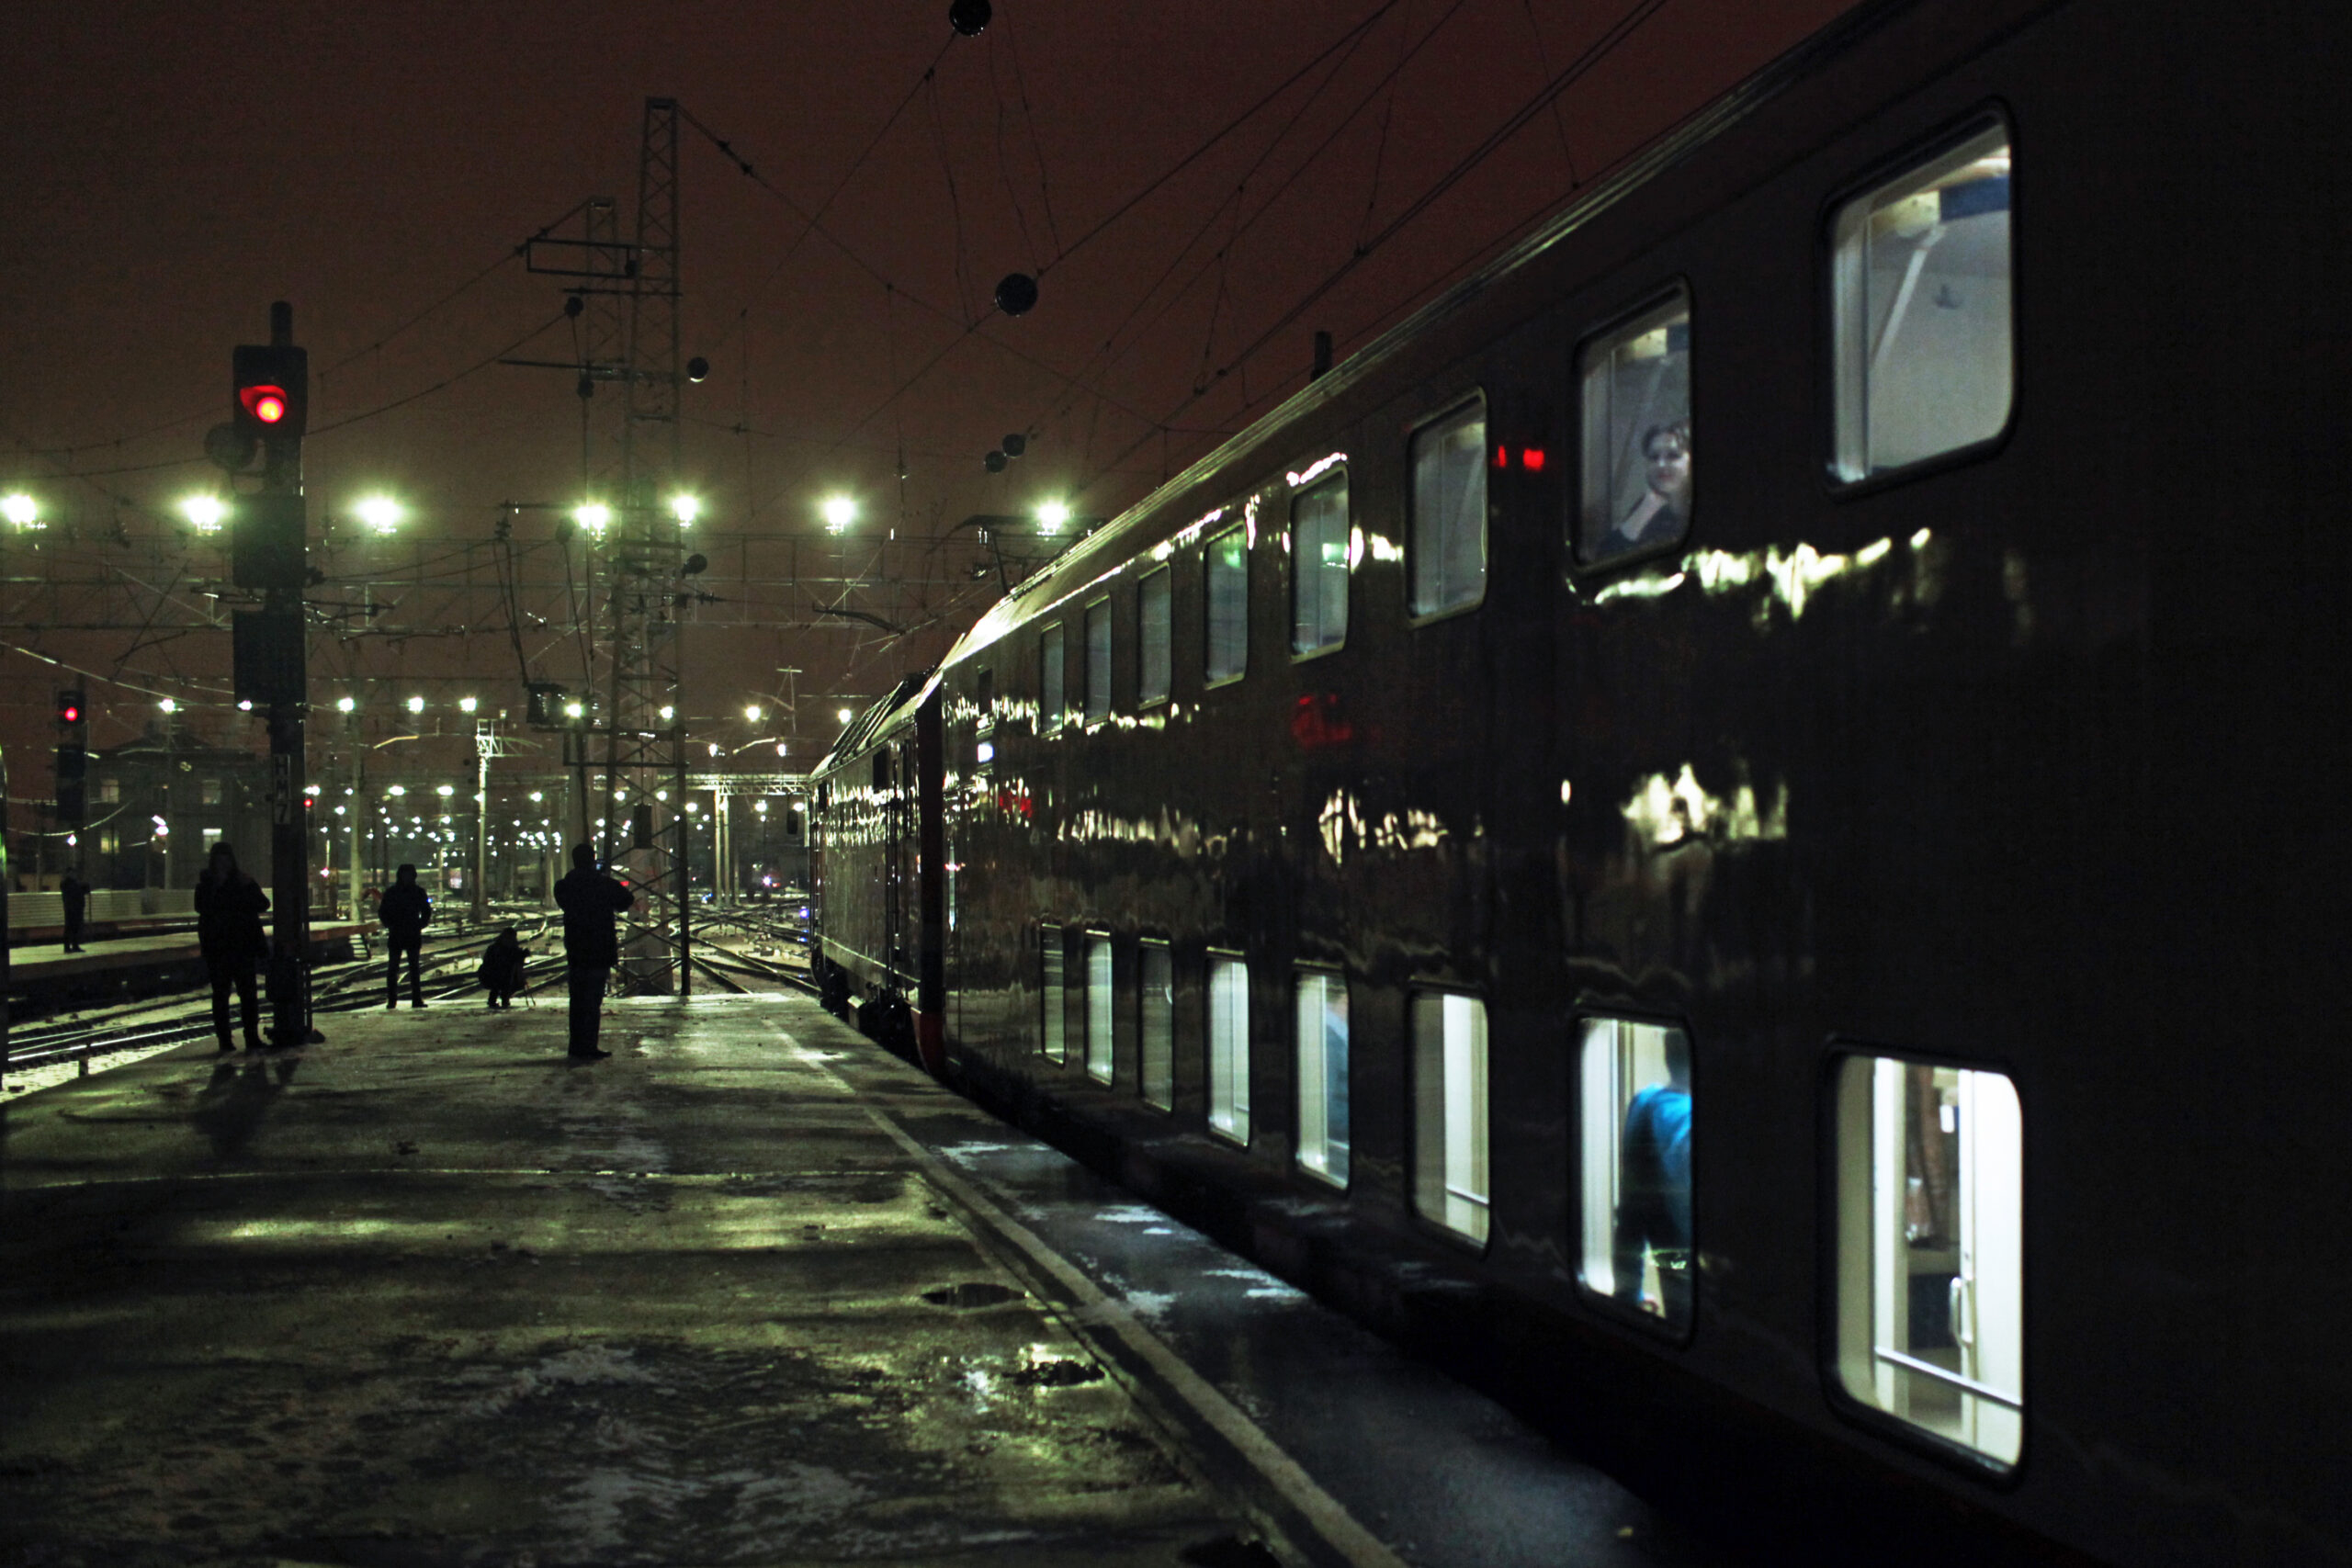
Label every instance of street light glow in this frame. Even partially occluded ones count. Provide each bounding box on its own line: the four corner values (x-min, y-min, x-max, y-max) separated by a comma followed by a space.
564, 700, 584, 719
355, 495, 403, 535
670, 495, 700, 525
836, 706, 853, 725
406, 694, 425, 715
436, 784, 454, 797
574, 502, 612, 535
180, 495, 227, 533
458, 696, 478, 714
1035, 500, 1071, 534
744, 704, 763, 723
820, 494, 856, 534
159, 697, 177, 713
3, 492, 38, 527
335, 695, 356, 713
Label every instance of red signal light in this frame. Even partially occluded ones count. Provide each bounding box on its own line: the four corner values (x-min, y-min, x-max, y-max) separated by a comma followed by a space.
60, 705, 80, 725
240, 384, 289, 425
1521, 447, 1546, 471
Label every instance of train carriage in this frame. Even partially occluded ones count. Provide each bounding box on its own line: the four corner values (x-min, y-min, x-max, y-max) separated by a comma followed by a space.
814, 0, 2352, 1560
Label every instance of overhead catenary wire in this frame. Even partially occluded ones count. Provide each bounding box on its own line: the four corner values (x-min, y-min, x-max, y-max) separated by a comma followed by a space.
1068, 0, 1676, 507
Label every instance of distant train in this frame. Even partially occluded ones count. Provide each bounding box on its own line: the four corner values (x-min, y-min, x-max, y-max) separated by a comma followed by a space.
811, 0, 2352, 1561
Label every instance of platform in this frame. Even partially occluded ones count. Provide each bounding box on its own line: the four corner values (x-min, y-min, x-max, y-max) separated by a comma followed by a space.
7, 926, 371, 987
0, 992, 1725, 1567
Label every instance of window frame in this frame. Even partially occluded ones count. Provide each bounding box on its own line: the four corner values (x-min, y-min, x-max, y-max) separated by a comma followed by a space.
1082, 598, 1114, 726
1821, 107, 2018, 500
1039, 624, 1067, 735
1083, 930, 1114, 1084
1292, 965, 1351, 1190
1038, 922, 1068, 1065
1405, 392, 1490, 626
1203, 522, 1250, 688
1572, 1010, 1696, 1345
1408, 986, 1491, 1250
1205, 949, 1251, 1145
1136, 566, 1173, 709
1819, 1041, 2029, 1481
1571, 281, 1695, 573
1288, 469, 1351, 660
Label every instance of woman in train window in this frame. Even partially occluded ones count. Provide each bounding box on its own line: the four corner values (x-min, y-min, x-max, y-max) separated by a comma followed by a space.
1607, 420, 1691, 555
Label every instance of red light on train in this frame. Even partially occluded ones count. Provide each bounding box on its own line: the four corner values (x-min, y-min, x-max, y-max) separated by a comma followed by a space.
1521, 447, 1546, 471
1492, 444, 1510, 468
240, 385, 289, 425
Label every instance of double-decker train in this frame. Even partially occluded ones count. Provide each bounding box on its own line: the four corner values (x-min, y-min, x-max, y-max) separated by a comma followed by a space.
812, 0, 2352, 1560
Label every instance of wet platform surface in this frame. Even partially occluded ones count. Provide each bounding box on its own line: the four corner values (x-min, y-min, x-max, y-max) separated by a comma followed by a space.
0, 993, 1734, 1567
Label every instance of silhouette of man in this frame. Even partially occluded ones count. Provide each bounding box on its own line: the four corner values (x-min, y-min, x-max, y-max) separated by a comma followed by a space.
59, 871, 88, 953
379, 863, 432, 1009
554, 844, 633, 1059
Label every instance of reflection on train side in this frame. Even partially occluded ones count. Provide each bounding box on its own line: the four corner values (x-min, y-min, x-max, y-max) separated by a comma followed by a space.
1586, 526, 1941, 624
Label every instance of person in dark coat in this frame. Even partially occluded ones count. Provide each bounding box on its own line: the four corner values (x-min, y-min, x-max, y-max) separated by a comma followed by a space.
59, 872, 88, 953
194, 842, 269, 1052
378, 863, 432, 1010
479, 927, 528, 1010
553, 844, 633, 1059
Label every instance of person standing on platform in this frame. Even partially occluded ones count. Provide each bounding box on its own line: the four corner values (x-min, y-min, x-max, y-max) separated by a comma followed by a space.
194, 842, 269, 1052
554, 844, 633, 1060
379, 863, 432, 1010
59, 871, 88, 953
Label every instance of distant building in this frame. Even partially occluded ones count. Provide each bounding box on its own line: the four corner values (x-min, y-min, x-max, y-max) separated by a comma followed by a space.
72, 731, 273, 890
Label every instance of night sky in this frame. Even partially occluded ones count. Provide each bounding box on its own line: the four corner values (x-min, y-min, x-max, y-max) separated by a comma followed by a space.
0, 0, 1852, 787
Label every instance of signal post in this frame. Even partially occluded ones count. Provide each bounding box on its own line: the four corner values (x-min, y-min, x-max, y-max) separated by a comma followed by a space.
219, 301, 318, 1046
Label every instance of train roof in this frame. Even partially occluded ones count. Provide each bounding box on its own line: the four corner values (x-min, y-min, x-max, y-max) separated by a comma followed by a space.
924, 0, 1943, 678
811, 668, 933, 780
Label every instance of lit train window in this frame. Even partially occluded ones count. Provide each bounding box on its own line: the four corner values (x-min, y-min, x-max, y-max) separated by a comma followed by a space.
1085, 932, 1114, 1084
1577, 288, 1690, 564
1138, 568, 1172, 706
1205, 525, 1249, 685
1577, 1017, 1693, 1335
1291, 474, 1350, 655
1294, 969, 1350, 1187
1207, 953, 1250, 1144
1083, 600, 1113, 725
1139, 941, 1174, 1110
1410, 991, 1489, 1244
1039, 924, 1068, 1064
1829, 118, 2013, 481
1833, 1054, 2023, 1467
1040, 625, 1066, 734
1408, 400, 1487, 617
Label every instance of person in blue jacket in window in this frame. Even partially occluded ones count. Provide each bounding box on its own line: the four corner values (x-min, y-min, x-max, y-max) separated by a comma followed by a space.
1615, 1032, 1693, 1326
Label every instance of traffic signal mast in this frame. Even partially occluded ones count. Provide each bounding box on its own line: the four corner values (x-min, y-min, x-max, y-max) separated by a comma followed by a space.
224, 303, 317, 1046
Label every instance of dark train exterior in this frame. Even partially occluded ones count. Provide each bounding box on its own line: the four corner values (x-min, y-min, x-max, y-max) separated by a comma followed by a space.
814, 0, 2352, 1562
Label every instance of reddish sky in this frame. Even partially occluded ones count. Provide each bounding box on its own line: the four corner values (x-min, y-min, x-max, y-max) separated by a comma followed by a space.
0, 0, 1854, 775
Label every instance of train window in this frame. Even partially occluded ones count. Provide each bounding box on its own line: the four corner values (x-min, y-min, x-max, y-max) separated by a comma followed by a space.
1085, 932, 1114, 1084
1294, 969, 1350, 1188
973, 668, 995, 772
1577, 289, 1691, 564
1829, 118, 2013, 482
1290, 474, 1350, 655
1083, 600, 1113, 725
1207, 953, 1250, 1144
1205, 525, 1248, 685
1139, 940, 1174, 1109
1833, 1054, 2023, 1467
1408, 400, 1487, 617
871, 747, 890, 792
1138, 568, 1172, 706
1040, 625, 1066, 734
1039, 925, 1068, 1065
1410, 991, 1489, 1245
1577, 1017, 1693, 1335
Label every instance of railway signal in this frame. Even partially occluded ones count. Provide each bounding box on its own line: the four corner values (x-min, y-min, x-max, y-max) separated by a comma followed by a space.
54, 689, 85, 728
232, 344, 309, 440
